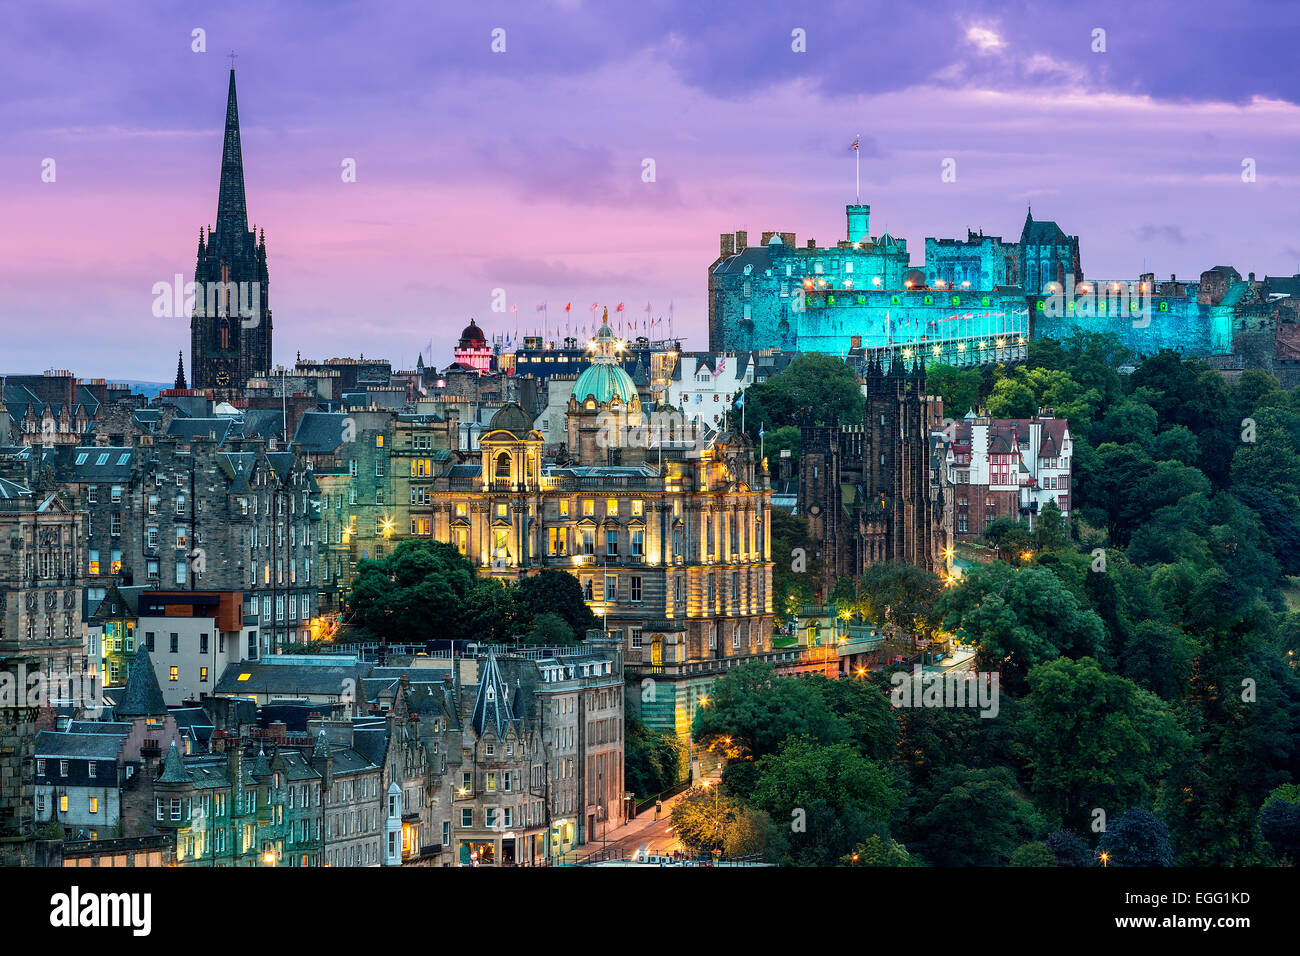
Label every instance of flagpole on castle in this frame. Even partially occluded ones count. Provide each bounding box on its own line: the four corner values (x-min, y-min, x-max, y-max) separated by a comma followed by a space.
851, 133, 861, 203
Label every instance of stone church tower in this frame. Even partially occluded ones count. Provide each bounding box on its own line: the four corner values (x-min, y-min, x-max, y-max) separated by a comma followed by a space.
190, 69, 272, 395
798, 354, 938, 593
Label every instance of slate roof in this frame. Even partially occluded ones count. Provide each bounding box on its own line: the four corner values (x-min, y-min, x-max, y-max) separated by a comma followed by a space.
166, 417, 233, 443
114, 649, 168, 718
35, 731, 125, 760
471, 651, 514, 737
57, 446, 135, 482
1020, 211, 1071, 245
66, 721, 132, 736
158, 742, 190, 783
213, 659, 372, 697
0, 477, 30, 499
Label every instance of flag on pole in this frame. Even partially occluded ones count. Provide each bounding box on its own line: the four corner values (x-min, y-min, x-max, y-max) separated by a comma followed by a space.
565, 302, 572, 312
536, 302, 545, 312
850, 137, 860, 151
616, 302, 625, 312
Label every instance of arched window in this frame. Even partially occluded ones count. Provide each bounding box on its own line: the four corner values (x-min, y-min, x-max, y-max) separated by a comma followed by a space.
494, 452, 511, 479
219, 319, 230, 351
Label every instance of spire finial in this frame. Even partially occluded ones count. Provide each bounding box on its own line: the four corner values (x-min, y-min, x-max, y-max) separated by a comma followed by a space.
228, 50, 238, 71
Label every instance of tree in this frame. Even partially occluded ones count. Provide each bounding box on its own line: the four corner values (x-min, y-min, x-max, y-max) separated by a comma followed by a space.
763, 425, 801, 468
908, 766, 1045, 866
724, 808, 771, 859
624, 718, 685, 797
804, 673, 898, 761
851, 560, 943, 639
523, 611, 575, 646
770, 510, 818, 621
842, 834, 920, 867
1097, 809, 1174, 867
670, 785, 740, 855
983, 516, 1035, 564
515, 569, 598, 637
1118, 620, 1198, 700
1259, 784, 1300, 864
1046, 830, 1094, 867
740, 353, 866, 435
346, 539, 478, 642
938, 562, 1105, 692
926, 364, 982, 417
752, 738, 902, 867
1009, 842, 1057, 867
692, 662, 846, 760
1019, 658, 1189, 828
984, 378, 1036, 418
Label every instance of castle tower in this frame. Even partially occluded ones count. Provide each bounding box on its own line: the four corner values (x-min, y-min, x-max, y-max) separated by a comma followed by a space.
191, 69, 273, 396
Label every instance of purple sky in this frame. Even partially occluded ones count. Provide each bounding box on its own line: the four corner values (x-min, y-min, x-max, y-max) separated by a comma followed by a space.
4, 0, 1300, 380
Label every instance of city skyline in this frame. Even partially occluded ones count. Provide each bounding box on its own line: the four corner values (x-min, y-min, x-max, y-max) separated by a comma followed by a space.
5, 1, 1300, 380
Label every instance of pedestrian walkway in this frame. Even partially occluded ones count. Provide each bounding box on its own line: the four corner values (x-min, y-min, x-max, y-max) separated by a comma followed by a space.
573, 776, 709, 862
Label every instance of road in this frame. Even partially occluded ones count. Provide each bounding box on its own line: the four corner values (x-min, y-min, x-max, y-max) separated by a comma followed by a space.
573, 786, 698, 862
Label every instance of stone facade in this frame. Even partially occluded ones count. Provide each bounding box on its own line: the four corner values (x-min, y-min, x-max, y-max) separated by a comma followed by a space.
0, 489, 90, 696
190, 71, 273, 395
798, 356, 944, 590
46, 435, 319, 654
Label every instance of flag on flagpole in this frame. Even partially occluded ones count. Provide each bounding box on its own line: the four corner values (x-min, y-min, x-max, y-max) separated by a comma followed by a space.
536, 302, 545, 312
565, 302, 572, 312
850, 137, 860, 151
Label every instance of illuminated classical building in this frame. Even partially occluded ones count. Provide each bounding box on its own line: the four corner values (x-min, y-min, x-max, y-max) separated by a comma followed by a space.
411, 312, 775, 741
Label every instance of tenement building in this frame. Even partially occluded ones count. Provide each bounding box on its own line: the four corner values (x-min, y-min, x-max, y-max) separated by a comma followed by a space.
0, 481, 91, 698
44, 434, 320, 654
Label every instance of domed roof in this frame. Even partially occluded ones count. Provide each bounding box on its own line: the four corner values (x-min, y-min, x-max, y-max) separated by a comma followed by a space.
458, 319, 487, 348
570, 307, 639, 406
487, 402, 534, 437
572, 363, 638, 406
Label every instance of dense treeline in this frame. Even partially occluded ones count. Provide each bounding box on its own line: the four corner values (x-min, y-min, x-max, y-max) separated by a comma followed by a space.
688, 335, 1300, 866
344, 539, 598, 645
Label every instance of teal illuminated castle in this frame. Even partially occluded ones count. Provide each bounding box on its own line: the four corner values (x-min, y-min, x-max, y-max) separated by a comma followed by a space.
707, 203, 1073, 366
708, 201, 1300, 379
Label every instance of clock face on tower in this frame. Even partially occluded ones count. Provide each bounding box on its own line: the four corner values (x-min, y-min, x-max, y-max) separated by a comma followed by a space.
215, 367, 231, 387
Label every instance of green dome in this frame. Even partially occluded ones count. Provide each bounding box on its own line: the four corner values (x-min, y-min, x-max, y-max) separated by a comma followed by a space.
571, 363, 638, 406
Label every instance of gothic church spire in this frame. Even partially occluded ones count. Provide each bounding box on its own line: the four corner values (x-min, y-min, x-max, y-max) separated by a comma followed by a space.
216, 69, 248, 235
